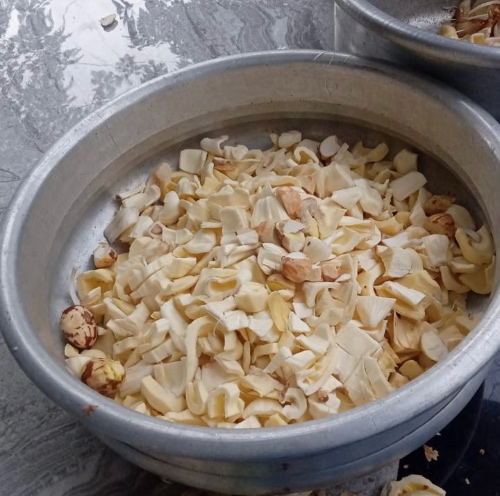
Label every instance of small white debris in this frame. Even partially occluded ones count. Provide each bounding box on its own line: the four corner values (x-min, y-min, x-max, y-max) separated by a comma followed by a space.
100, 14, 116, 28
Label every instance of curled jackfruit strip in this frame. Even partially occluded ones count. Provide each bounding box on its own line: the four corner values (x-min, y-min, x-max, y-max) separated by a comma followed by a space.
328, 227, 363, 255
153, 359, 187, 397
192, 268, 241, 299
296, 322, 332, 355
376, 281, 425, 306
357, 179, 384, 216
303, 281, 339, 308
420, 325, 448, 363
286, 350, 317, 373
234, 282, 268, 313
239, 367, 285, 398
206, 382, 244, 419
358, 262, 384, 296
422, 234, 451, 268
288, 311, 311, 334
446, 204, 475, 230
296, 346, 338, 396
313, 199, 346, 238
331, 186, 362, 209
282, 387, 308, 421
184, 229, 217, 254
397, 271, 442, 301
390, 171, 427, 202
455, 225, 495, 265
394, 149, 418, 175
267, 292, 291, 333
264, 347, 292, 374
247, 312, 274, 338
438, 325, 464, 352
303, 236, 332, 263
185, 380, 209, 416
104, 207, 139, 243
440, 266, 469, 294
243, 398, 283, 419
364, 233, 396, 266
257, 243, 288, 275
252, 343, 279, 363
77, 269, 115, 302
379, 246, 413, 278
251, 185, 290, 228
388, 314, 423, 355
380, 474, 445, 496
308, 390, 342, 419
343, 359, 377, 406
185, 316, 215, 383
141, 375, 186, 414
162, 410, 207, 426
458, 256, 495, 295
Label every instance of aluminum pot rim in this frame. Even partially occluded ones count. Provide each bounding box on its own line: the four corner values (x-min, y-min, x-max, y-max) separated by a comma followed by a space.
335, 0, 500, 67
2, 49, 500, 461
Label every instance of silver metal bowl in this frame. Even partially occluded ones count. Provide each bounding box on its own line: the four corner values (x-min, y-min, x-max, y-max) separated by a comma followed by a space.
2, 51, 500, 495
335, 0, 500, 120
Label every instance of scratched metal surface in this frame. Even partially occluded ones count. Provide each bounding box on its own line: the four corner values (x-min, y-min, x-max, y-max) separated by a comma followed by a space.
0, 1, 498, 495
369, 0, 453, 31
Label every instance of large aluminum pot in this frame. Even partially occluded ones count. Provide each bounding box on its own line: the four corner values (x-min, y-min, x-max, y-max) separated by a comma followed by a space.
1, 51, 500, 495
335, 0, 500, 120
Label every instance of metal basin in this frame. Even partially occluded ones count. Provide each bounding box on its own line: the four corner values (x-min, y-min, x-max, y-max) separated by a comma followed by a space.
335, 0, 500, 120
1, 51, 500, 495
